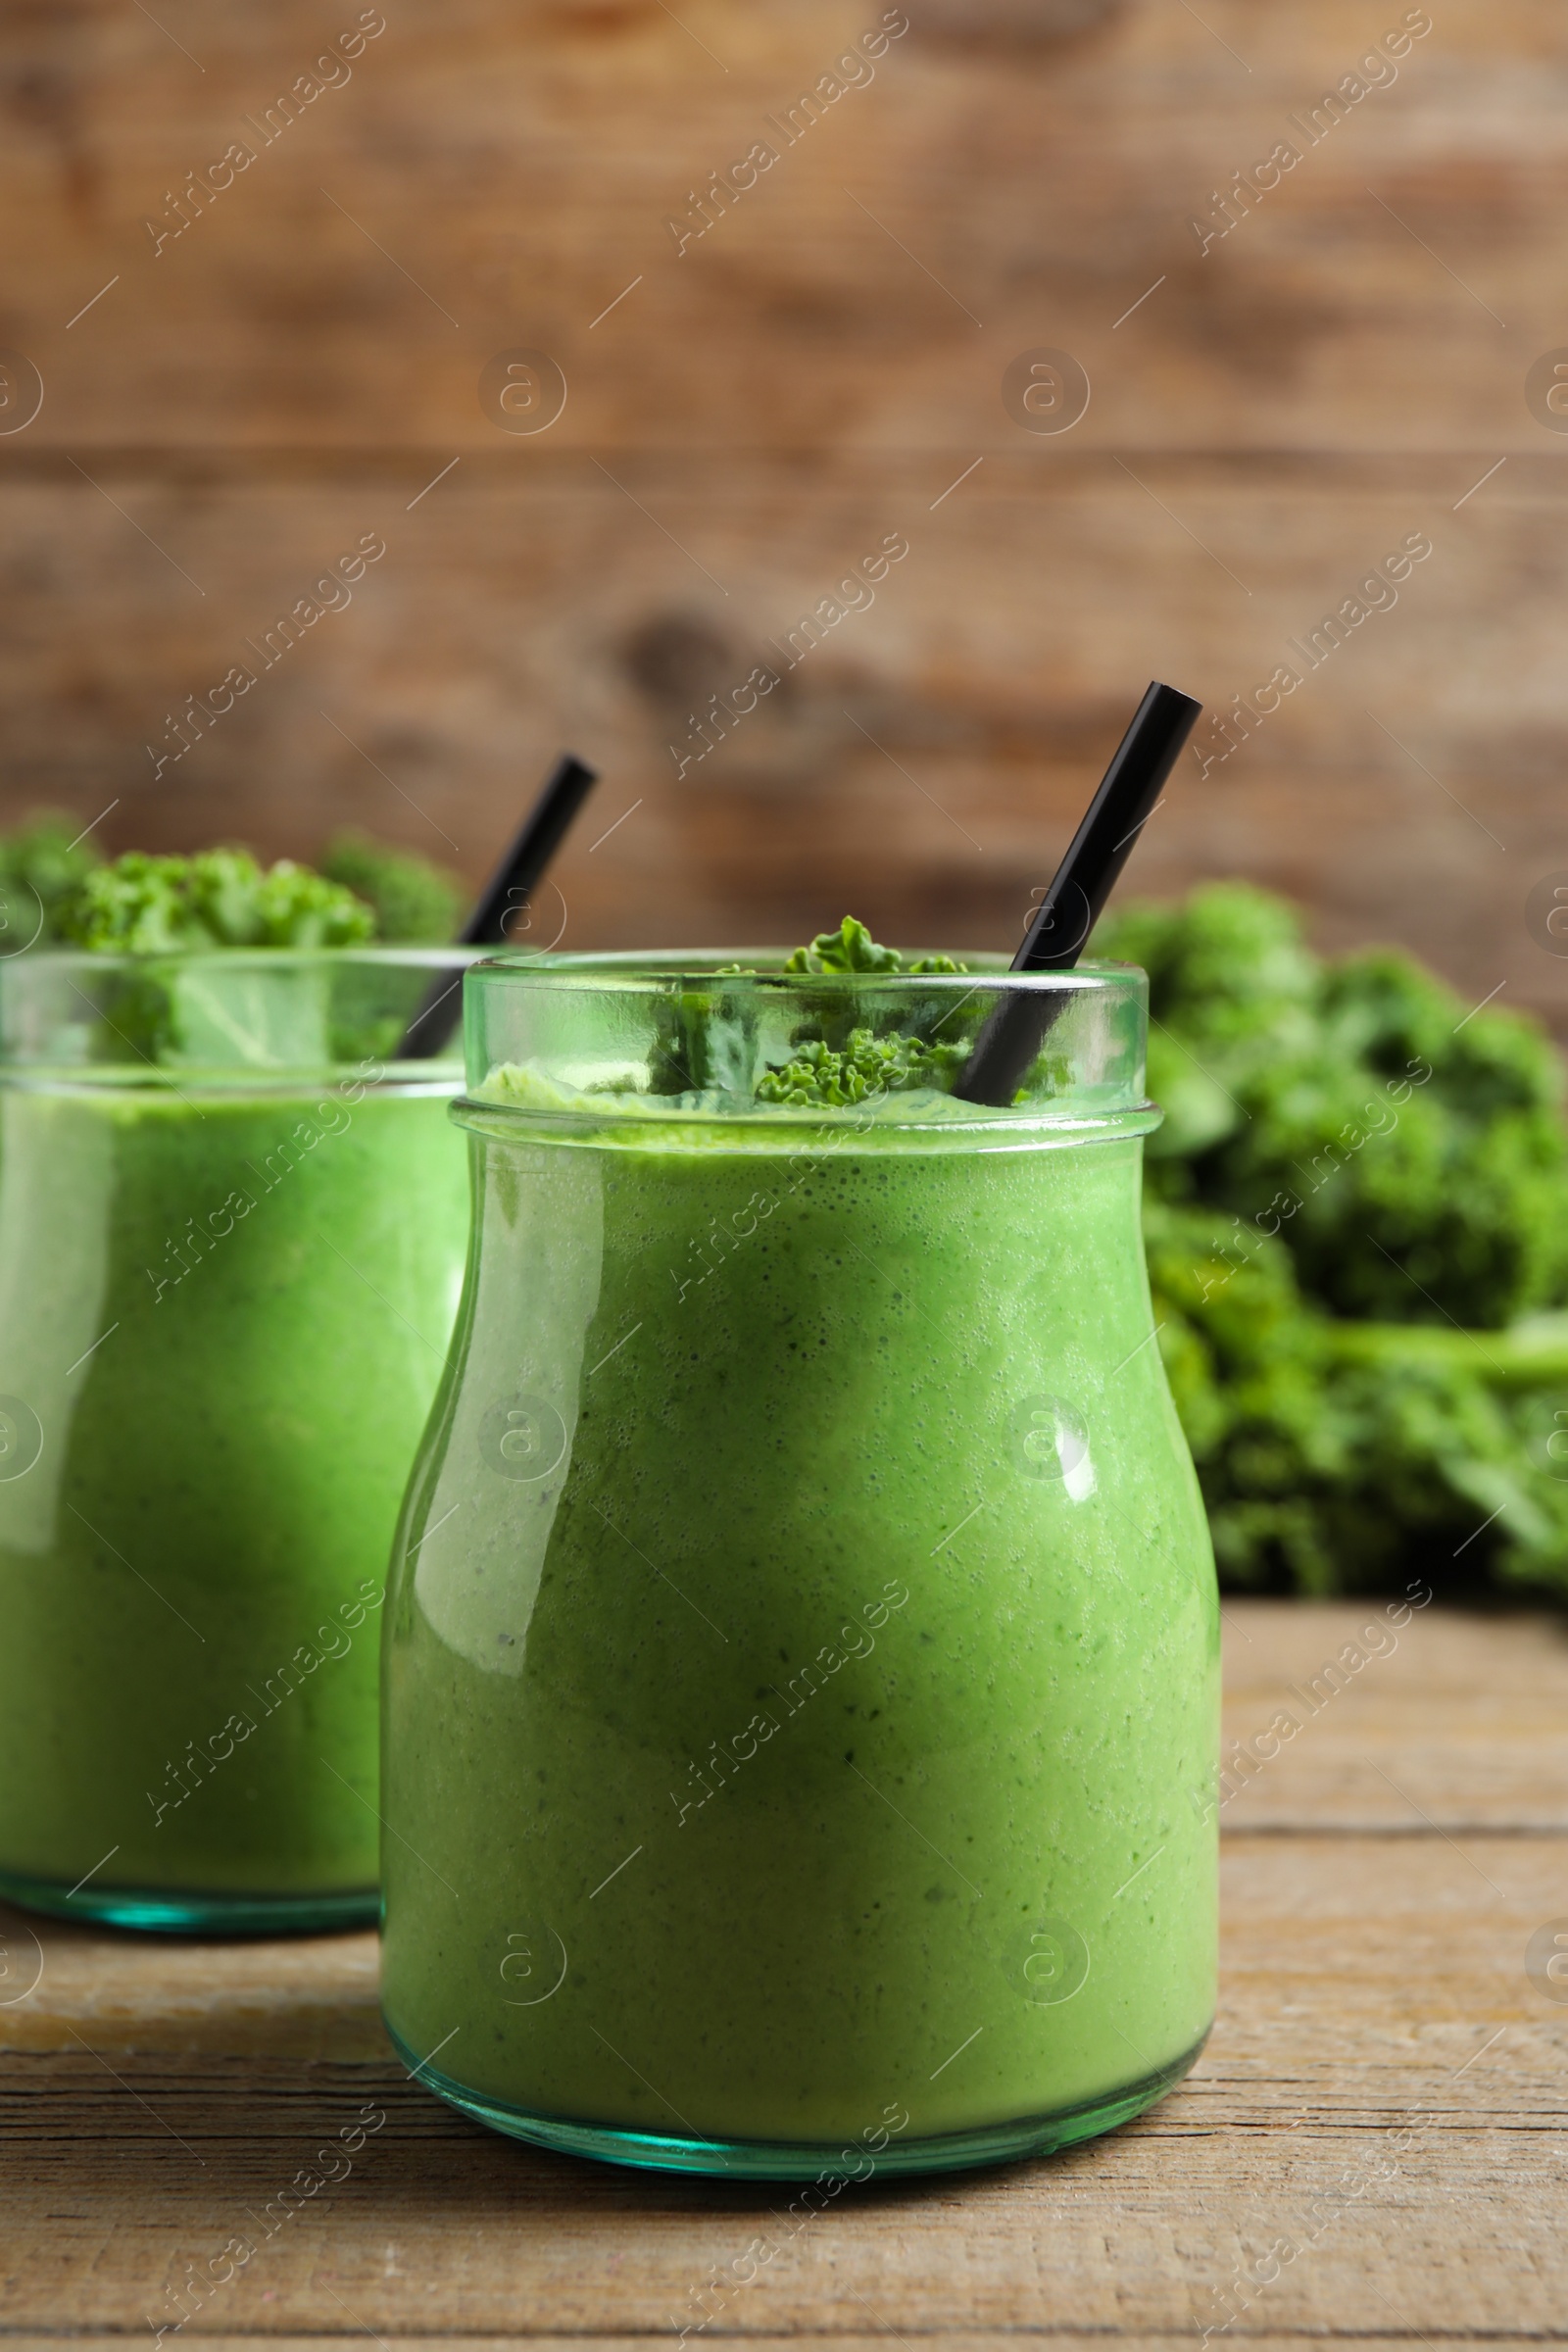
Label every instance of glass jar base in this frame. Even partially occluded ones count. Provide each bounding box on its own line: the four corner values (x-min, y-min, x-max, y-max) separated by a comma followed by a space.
386, 2020, 1209, 2180
0, 1865, 377, 1936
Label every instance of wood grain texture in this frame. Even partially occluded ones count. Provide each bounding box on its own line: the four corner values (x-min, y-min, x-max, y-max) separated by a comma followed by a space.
0, 1, 1564, 1030
1217, 1597, 1568, 1831
3, 1600, 1566, 2344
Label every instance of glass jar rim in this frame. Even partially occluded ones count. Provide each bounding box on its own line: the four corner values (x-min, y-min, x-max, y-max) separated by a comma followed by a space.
469, 950, 1143, 997
1, 945, 475, 975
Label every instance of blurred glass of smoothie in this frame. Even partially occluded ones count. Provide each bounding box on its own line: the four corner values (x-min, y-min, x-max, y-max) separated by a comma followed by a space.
381, 941, 1218, 2178
0, 853, 472, 1932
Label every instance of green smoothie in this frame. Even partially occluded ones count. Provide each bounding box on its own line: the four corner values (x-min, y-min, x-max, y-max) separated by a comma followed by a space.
0, 946, 470, 1930
381, 955, 1218, 2171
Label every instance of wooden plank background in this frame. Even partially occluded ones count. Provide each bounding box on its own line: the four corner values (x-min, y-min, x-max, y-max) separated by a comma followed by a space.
5, 1600, 1567, 2346
0, 0, 1564, 1032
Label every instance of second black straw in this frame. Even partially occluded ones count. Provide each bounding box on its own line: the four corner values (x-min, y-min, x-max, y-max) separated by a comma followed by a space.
395, 753, 599, 1060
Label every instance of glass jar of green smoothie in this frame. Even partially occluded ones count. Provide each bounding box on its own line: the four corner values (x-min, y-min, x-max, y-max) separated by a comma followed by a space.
381, 952, 1217, 2177
0, 948, 472, 1932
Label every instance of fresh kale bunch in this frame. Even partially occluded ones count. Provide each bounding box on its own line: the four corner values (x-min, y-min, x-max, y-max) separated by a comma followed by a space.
1147, 1197, 1568, 1601
319, 830, 463, 944
1146, 1199, 1568, 1597
1099, 885, 1568, 1599
1100, 883, 1568, 1327
58, 850, 374, 954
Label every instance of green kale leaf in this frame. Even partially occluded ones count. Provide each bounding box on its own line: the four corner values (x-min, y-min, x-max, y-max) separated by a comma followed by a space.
0, 812, 103, 945
1146, 1197, 1568, 1602
1099, 882, 1568, 1328
755, 918, 972, 1104
756, 1027, 969, 1106
59, 849, 375, 955
1107, 885, 1568, 1601
784, 916, 965, 976
319, 830, 464, 944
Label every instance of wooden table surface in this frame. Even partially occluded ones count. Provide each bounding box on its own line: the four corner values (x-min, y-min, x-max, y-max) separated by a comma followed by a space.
4, 1597, 1566, 2348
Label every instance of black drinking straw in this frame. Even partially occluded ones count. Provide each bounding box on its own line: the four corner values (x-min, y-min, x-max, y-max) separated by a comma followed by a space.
955, 681, 1200, 1105
393, 752, 599, 1059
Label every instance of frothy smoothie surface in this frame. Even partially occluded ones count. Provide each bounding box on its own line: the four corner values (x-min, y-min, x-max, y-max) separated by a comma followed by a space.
382, 1027, 1218, 2158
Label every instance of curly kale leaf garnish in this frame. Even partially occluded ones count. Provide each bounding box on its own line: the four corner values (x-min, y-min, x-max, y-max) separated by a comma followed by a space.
756, 1027, 969, 1107
754, 919, 974, 1104
783, 917, 965, 977
59, 850, 375, 955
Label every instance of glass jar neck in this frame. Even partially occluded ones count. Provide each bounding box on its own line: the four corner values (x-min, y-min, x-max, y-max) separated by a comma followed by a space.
458, 953, 1152, 1139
